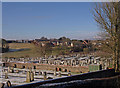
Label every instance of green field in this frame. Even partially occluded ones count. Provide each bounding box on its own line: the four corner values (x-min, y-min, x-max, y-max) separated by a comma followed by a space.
2, 43, 72, 58
2, 43, 41, 58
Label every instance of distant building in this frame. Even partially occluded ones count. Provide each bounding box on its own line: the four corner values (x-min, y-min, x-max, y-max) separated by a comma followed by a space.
6, 40, 16, 43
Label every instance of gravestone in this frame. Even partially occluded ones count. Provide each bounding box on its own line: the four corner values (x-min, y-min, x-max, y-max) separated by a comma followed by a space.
29, 67, 32, 73
23, 70, 25, 74
39, 71, 42, 75
16, 69, 19, 73
33, 70, 36, 75
10, 67, 14, 73
43, 72, 47, 80
5, 71, 8, 79
58, 72, 61, 77
8, 67, 10, 73
68, 72, 71, 76
47, 77, 53, 79
54, 71, 57, 76
26, 71, 31, 82
0, 83, 4, 88
6, 80, 12, 87
31, 71, 34, 81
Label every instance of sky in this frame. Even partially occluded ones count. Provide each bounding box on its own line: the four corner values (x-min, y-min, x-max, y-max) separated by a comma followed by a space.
2, 2, 100, 40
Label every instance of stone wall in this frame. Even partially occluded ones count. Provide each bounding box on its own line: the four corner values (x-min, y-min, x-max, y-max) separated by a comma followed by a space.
37, 75, 120, 88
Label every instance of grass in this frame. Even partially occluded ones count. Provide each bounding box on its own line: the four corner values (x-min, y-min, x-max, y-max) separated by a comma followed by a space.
2, 43, 42, 58
3, 43, 102, 58
2, 43, 72, 58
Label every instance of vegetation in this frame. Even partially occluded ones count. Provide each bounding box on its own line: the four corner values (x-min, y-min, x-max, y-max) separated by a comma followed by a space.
2, 36, 95, 58
34, 42, 52, 56
93, 2, 120, 71
0, 39, 9, 53
2, 43, 69, 58
2, 43, 38, 58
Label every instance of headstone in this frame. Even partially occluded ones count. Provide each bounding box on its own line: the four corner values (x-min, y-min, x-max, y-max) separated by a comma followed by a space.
39, 71, 42, 75
8, 67, 10, 73
26, 71, 31, 82
58, 72, 61, 77
33, 70, 36, 75
54, 71, 56, 76
16, 70, 19, 73
68, 72, 71, 76
0, 83, 4, 88
5, 71, 8, 79
47, 77, 53, 79
23, 70, 25, 74
6, 80, 12, 87
31, 71, 34, 81
10, 67, 14, 73
16, 69, 19, 73
29, 67, 32, 72
43, 72, 47, 80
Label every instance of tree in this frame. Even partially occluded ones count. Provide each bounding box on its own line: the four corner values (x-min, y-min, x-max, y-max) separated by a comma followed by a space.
59, 37, 70, 42
34, 42, 52, 56
0, 39, 9, 53
93, 2, 120, 71
83, 48, 89, 54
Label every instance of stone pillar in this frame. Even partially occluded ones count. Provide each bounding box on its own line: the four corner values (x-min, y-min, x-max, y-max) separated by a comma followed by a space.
5, 71, 8, 79
26, 71, 31, 82
30, 71, 34, 81
68, 72, 71, 76
58, 72, 61, 77
43, 72, 47, 80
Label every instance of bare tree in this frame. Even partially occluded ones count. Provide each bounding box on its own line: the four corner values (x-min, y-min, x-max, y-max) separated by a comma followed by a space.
93, 2, 120, 71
